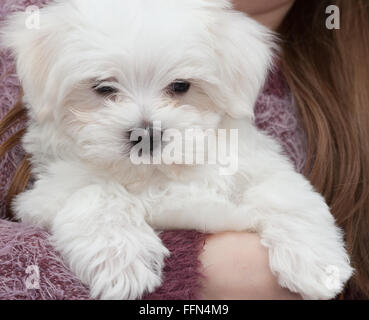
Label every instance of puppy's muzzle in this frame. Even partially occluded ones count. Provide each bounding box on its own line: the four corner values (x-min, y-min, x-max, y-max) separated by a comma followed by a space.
129, 124, 163, 155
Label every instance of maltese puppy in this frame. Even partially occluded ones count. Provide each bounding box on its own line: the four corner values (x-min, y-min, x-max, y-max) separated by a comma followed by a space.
3, 0, 352, 299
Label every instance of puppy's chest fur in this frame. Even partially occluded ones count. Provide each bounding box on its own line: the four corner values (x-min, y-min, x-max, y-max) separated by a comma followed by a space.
123, 166, 246, 230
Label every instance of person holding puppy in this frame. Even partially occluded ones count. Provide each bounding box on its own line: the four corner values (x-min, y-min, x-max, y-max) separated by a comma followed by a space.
0, 0, 368, 300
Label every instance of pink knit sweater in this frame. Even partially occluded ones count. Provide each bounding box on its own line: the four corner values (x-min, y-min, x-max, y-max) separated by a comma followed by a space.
0, 0, 306, 300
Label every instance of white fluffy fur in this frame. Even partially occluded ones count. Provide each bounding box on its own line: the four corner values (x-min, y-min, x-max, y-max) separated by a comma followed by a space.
2, 0, 352, 300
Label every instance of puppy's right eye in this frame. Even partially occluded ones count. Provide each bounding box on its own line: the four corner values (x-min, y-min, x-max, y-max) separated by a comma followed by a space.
92, 84, 118, 96
167, 80, 191, 95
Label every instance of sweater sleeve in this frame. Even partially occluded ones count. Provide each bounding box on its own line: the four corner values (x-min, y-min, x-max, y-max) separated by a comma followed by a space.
0, 219, 206, 300
143, 231, 207, 300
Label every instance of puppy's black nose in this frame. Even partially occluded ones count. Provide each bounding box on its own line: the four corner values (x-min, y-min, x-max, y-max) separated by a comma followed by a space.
129, 125, 163, 155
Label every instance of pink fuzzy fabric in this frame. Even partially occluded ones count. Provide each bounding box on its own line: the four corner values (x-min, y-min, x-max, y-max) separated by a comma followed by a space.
0, 0, 305, 300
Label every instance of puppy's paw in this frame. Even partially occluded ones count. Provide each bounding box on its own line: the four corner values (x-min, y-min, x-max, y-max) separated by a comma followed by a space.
89, 241, 170, 300
253, 185, 354, 299
268, 244, 353, 300
52, 223, 169, 300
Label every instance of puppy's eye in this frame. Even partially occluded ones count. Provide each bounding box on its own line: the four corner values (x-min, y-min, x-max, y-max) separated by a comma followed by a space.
92, 84, 118, 96
168, 80, 191, 95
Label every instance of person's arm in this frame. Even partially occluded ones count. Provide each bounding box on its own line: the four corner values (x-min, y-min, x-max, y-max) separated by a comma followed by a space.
198, 232, 301, 299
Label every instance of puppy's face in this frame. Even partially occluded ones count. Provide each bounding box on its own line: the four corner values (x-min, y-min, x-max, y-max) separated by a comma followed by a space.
3, 0, 274, 166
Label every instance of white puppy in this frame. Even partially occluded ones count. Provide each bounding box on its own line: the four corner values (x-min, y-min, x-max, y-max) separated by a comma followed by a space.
2, 0, 353, 300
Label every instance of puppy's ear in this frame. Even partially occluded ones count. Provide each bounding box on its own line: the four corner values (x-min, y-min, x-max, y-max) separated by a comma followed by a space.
212, 11, 276, 120
1, 9, 60, 121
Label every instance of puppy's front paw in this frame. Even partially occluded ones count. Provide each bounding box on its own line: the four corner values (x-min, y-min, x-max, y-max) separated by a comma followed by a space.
89, 241, 169, 300
52, 225, 169, 300
267, 242, 353, 300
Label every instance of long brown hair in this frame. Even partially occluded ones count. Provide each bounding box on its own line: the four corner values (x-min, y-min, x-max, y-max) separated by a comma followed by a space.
1, 0, 368, 299
279, 0, 369, 299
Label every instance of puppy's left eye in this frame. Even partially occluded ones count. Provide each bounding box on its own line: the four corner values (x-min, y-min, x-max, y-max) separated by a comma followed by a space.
92, 84, 118, 96
167, 80, 191, 95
